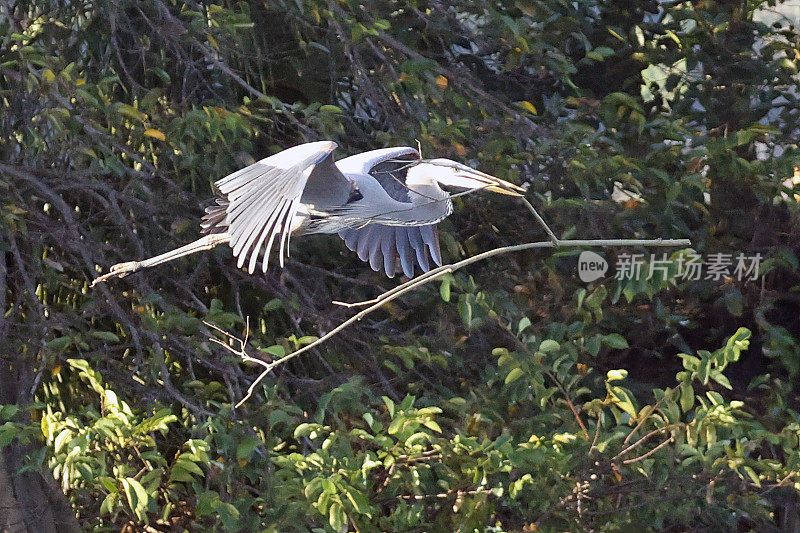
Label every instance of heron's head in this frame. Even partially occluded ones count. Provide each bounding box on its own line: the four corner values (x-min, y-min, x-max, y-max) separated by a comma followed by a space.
408, 159, 525, 196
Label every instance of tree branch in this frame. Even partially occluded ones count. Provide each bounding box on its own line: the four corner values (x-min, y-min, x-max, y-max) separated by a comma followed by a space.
226, 230, 690, 406
199, 189, 690, 407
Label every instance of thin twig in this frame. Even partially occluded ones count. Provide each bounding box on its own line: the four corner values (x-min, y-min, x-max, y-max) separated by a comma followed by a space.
491, 314, 590, 437
334, 237, 688, 308
759, 471, 797, 497
398, 488, 494, 500
231, 235, 689, 406
215, 192, 690, 406
589, 412, 603, 452
520, 197, 560, 243
612, 425, 678, 462
204, 317, 272, 371
621, 436, 674, 464
622, 388, 676, 446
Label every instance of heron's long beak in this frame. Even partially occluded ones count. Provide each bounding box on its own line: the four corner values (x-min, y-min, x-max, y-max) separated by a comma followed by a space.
458, 169, 526, 196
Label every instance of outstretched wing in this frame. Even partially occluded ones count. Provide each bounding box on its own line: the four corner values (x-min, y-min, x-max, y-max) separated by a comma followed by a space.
336, 147, 420, 202
335, 147, 443, 278
202, 141, 354, 274
338, 224, 442, 278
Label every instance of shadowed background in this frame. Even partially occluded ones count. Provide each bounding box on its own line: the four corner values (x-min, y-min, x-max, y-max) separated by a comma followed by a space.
1, 0, 799, 530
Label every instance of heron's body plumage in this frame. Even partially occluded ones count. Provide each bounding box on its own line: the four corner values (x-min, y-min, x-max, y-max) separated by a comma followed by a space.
200, 142, 456, 277
93, 141, 523, 285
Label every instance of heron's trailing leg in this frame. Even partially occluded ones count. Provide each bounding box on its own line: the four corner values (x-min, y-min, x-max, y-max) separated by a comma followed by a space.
91, 233, 231, 286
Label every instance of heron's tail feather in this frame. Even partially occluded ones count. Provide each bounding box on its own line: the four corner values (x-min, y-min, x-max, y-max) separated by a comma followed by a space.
200, 197, 229, 234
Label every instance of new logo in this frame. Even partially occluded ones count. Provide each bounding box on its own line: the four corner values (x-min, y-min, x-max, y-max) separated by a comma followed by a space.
578, 250, 608, 283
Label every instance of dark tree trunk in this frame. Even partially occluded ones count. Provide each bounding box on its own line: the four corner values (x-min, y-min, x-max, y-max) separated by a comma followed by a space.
0, 443, 80, 533
0, 248, 80, 533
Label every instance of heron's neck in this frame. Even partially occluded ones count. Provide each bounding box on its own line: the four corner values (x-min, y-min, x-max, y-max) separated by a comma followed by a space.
391, 181, 450, 225
405, 167, 450, 205
406, 181, 449, 205
334, 169, 452, 228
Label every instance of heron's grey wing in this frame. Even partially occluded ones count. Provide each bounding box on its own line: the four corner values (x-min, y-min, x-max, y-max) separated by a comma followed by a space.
336, 147, 420, 202
208, 141, 353, 274
335, 147, 420, 176
338, 224, 442, 278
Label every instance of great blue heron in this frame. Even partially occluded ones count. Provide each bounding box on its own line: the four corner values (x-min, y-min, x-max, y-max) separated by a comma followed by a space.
91, 141, 523, 285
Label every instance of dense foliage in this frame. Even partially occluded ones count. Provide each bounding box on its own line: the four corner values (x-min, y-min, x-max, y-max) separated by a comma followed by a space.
1, 0, 799, 530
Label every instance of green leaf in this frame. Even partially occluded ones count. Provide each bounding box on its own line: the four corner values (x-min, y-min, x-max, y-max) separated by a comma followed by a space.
586, 46, 615, 62
520, 100, 537, 114
304, 478, 323, 499
121, 477, 149, 522
743, 466, 761, 487
387, 416, 404, 435
344, 488, 371, 516
294, 423, 322, 439
236, 437, 260, 460
269, 409, 290, 426
586, 335, 602, 357
422, 420, 442, 433
505, 367, 524, 384
458, 295, 473, 328
440, 278, 451, 302
602, 334, 629, 349
680, 381, 695, 412
634, 25, 645, 47
75, 463, 94, 482
329, 501, 346, 531
606, 369, 628, 382
538, 339, 559, 353
382, 396, 395, 418
99, 476, 118, 493
322, 478, 336, 494
67, 359, 105, 394
169, 465, 196, 483
263, 298, 282, 312
710, 371, 732, 390
0, 404, 19, 421
319, 104, 343, 114
0, 423, 19, 448
609, 385, 637, 417
99, 493, 117, 516
47, 336, 72, 351
115, 103, 146, 122
263, 345, 285, 357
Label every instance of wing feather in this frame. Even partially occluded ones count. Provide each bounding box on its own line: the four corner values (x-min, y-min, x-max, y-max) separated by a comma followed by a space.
335, 147, 420, 176
342, 230, 359, 250
279, 197, 300, 268
412, 227, 431, 272
381, 229, 397, 277
368, 232, 383, 271
356, 226, 374, 261
261, 199, 293, 272
247, 198, 287, 273
336, 147, 420, 203
233, 182, 283, 260
394, 228, 414, 277
419, 225, 442, 266
208, 141, 353, 273
338, 223, 441, 278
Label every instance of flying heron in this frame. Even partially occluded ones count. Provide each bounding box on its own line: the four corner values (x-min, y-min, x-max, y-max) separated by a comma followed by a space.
91, 141, 524, 285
